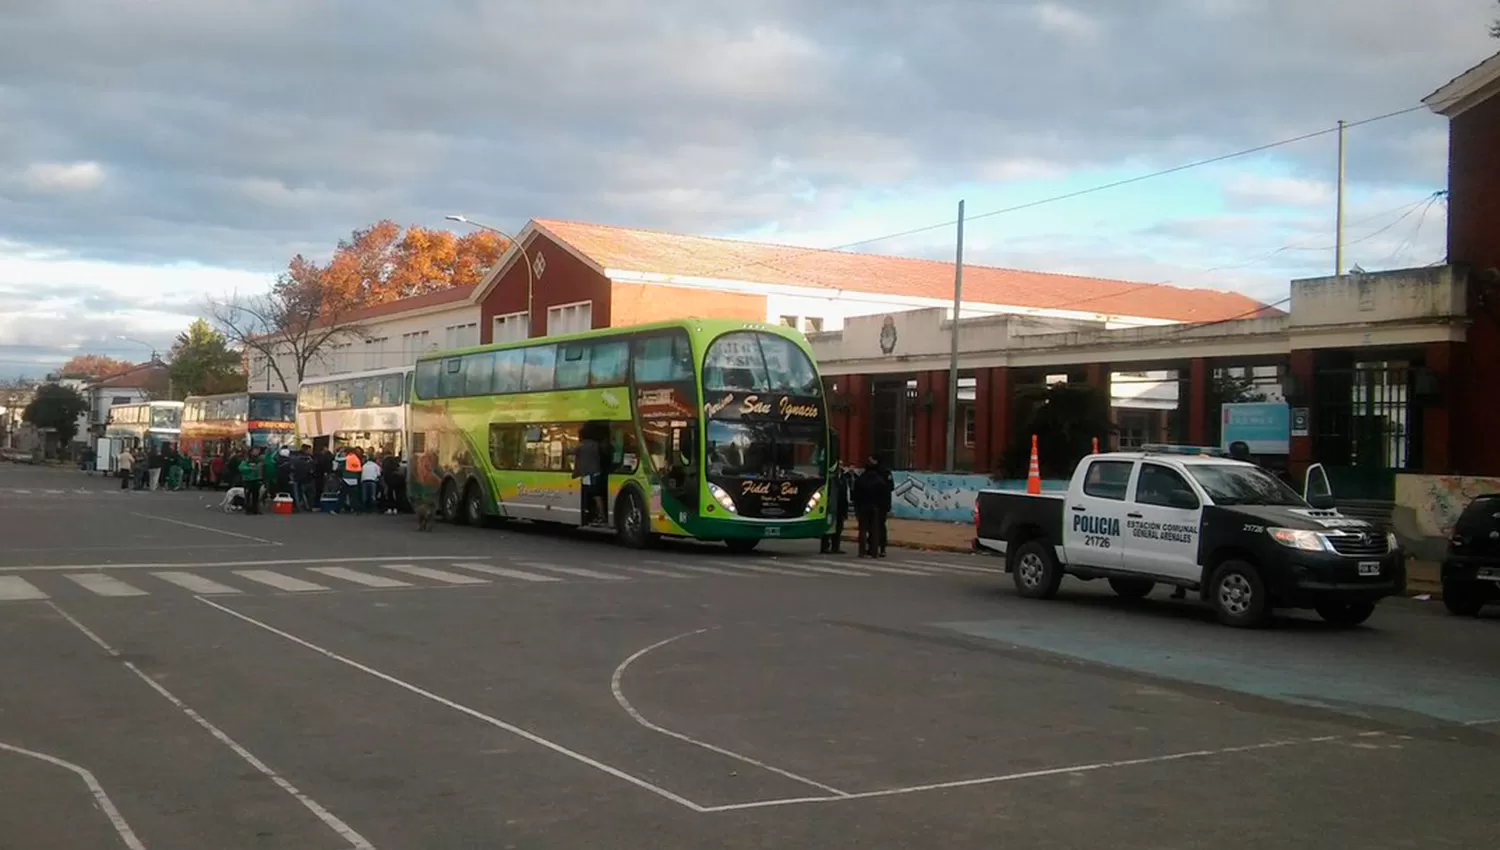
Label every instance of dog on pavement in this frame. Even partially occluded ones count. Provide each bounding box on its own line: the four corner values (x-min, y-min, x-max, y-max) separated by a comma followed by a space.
414, 499, 436, 531
217, 486, 247, 512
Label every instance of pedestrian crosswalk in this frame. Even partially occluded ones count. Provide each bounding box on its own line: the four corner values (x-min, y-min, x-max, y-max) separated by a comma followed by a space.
0, 555, 1002, 603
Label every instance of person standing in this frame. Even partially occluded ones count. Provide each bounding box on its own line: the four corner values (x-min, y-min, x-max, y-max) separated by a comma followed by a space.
852, 458, 888, 558
116, 446, 134, 490
574, 427, 605, 525
239, 448, 264, 515
360, 451, 381, 514
291, 445, 314, 511
147, 444, 165, 491
876, 458, 894, 557
821, 462, 851, 554
379, 453, 401, 514
340, 447, 363, 514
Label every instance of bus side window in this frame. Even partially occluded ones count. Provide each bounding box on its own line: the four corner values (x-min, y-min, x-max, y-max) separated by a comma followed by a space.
414, 361, 441, 399
610, 423, 639, 474
493, 350, 524, 393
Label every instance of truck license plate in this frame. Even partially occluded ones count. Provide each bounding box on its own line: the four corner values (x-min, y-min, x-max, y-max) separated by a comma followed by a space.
1477, 567, 1500, 582
1357, 562, 1381, 576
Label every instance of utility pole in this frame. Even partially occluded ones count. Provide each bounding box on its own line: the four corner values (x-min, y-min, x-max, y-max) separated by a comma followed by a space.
1335, 119, 1346, 277
945, 200, 965, 473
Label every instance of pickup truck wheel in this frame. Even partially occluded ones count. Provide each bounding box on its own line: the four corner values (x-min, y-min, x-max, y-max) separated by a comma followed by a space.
1314, 599, 1376, 627
1012, 540, 1063, 600
1442, 582, 1486, 616
1108, 577, 1155, 600
1209, 560, 1269, 628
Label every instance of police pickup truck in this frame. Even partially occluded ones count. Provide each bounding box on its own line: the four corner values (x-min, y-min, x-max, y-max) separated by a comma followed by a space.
973, 446, 1405, 628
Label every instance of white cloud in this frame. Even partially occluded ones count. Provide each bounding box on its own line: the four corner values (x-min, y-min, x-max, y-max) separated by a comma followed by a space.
21, 161, 105, 193
1224, 175, 1335, 208
1029, 3, 1103, 41
978, 157, 1069, 182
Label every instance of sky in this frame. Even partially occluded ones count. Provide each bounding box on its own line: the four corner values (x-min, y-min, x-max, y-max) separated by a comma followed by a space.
1, 0, 1495, 377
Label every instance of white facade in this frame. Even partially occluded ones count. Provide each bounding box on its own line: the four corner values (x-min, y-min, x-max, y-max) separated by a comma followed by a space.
258, 303, 480, 392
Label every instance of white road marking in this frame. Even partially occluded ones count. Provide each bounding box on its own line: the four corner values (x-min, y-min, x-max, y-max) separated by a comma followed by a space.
151, 572, 243, 595
768, 562, 869, 577
65, 574, 148, 597
618, 565, 695, 579
196, 596, 707, 813
0, 554, 485, 573
699, 734, 1373, 813
44, 489, 64, 495
310, 567, 413, 588
233, 570, 330, 592
0, 576, 48, 600
843, 563, 933, 577
0, 741, 147, 849
11, 489, 30, 494
126, 512, 281, 545
713, 562, 820, 577
46, 602, 374, 849
515, 562, 629, 581
659, 563, 747, 578
902, 559, 996, 575
382, 564, 489, 585
449, 562, 562, 582
612, 627, 850, 797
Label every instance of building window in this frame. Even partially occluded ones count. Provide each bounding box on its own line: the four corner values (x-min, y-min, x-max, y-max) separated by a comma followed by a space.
546, 301, 593, 336
963, 407, 976, 447
444, 322, 478, 349
493, 312, 530, 343
779, 315, 798, 328
400, 331, 430, 354
804, 317, 824, 333
365, 336, 388, 347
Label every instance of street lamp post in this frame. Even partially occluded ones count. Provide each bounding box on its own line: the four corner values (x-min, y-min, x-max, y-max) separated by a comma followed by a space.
117, 336, 173, 398
445, 214, 537, 338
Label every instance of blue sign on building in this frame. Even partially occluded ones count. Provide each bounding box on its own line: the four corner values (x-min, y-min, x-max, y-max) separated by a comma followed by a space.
1221, 402, 1290, 454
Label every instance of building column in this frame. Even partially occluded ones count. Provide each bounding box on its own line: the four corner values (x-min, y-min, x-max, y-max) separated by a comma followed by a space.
1188, 358, 1208, 446
973, 368, 992, 473
845, 374, 871, 466
911, 372, 933, 469
1422, 341, 1456, 474
988, 367, 1011, 474
1288, 349, 1316, 478
928, 369, 950, 471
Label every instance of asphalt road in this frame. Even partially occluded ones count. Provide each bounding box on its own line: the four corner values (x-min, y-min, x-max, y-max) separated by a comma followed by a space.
1, 461, 1496, 849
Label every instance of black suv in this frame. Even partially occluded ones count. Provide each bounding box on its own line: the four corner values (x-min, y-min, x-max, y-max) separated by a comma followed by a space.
1442, 494, 1500, 616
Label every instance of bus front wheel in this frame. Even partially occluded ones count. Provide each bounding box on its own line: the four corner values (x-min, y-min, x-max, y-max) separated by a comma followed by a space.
724, 539, 759, 554
616, 490, 652, 549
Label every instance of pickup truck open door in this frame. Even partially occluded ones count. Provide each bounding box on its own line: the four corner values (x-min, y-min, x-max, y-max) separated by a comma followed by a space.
1303, 463, 1335, 510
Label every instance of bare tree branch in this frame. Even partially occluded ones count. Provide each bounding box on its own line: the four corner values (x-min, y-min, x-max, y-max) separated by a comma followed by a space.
206, 277, 367, 393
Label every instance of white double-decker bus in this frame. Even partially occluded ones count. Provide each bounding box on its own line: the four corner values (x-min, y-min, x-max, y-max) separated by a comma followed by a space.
295, 366, 411, 457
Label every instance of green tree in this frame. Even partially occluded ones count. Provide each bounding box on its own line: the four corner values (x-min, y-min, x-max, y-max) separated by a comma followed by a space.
168, 318, 246, 398
1007, 382, 1114, 479
22, 384, 90, 446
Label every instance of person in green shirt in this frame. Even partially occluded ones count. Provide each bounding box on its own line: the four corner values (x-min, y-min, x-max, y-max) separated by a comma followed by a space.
239, 448, 264, 515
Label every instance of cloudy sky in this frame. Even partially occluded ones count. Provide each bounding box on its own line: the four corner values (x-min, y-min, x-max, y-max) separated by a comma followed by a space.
1, 0, 1495, 376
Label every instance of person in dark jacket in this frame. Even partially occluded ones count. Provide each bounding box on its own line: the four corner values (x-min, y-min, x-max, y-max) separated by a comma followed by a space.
852, 457, 893, 558
876, 461, 894, 557
821, 461, 852, 554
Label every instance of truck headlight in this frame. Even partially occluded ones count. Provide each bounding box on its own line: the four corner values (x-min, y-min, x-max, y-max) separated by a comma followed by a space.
1267, 527, 1328, 552
707, 483, 738, 514
1386, 530, 1399, 551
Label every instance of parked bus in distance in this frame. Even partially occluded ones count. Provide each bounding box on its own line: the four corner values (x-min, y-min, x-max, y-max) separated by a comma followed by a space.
408, 319, 830, 550
295, 366, 411, 457
179, 391, 297, 465
103, 400, 183, 454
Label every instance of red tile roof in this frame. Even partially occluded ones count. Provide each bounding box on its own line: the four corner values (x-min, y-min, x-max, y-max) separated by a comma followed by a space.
95, 361, 168, 389
534, 219, 1277, 324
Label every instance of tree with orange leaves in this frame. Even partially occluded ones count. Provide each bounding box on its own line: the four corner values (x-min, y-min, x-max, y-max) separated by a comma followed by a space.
318, 220, 508, 307
59, 354, 137, 380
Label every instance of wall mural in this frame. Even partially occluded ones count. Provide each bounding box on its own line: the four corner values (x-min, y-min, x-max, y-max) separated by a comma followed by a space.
888, 471, 1068, 523
1395, 473, 1500, 539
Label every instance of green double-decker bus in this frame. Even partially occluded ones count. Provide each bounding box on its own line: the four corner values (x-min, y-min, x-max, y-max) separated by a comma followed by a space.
408, 318, 831, 550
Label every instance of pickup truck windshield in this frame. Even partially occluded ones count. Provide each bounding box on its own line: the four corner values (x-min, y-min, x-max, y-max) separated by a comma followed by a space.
1186, 464, 1306, 507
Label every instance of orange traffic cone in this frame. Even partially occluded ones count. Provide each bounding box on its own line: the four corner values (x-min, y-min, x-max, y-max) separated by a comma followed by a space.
1092, 436, 1099, 455
1026, 434, 1042, 495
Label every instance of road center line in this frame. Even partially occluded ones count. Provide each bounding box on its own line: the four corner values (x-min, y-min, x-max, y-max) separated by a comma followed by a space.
126, 512, 282, 546
0, 741, 147, 850
611, 628, 850, 797
45, 602, 375, 850
195, 595, 709, 813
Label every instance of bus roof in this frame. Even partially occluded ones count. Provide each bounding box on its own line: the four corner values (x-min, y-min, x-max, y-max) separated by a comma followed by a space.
184, 390, 295, 402
416, 317, 811, 363
297, 365, 413, 385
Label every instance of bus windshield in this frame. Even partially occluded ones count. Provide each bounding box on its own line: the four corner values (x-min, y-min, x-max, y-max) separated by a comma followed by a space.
706, 420, 824, 480
150, 407, 181, 428
703, 332, 821, 396
249, 396, 294, 422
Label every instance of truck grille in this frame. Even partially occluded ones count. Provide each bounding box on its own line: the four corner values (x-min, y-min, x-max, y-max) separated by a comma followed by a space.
1328, 532, 1388, 557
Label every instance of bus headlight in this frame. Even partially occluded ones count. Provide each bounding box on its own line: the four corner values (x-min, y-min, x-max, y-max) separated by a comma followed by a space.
708, 483, 738, 514
806, 487, 823, 515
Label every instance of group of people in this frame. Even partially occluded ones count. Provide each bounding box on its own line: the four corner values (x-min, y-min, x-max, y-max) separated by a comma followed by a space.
221, 443, 407, 516
114, 443, 194, 491
822, 455, 895, 558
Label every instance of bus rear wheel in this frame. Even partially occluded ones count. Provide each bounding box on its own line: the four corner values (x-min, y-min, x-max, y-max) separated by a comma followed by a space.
441, 480, 466, 525
463, 482, 486, 527
616, 489, 652, 549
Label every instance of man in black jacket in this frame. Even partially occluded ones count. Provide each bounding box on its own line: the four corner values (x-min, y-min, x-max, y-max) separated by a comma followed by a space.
821, 461, 852, 554
852, 457, 893, 558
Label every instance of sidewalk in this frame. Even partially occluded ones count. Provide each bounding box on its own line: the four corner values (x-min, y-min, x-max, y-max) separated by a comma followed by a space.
843, 516, 1442, 597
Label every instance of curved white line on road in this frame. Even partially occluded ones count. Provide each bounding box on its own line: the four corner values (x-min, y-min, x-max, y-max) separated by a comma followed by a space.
0, 741, 147, 850
45, 602, 375, 850
610, 628, 849, 797
126, 512, 282, 545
